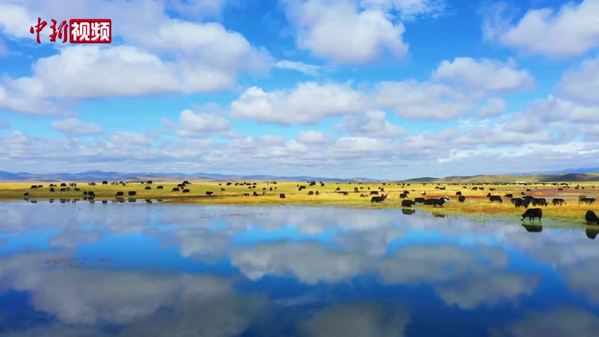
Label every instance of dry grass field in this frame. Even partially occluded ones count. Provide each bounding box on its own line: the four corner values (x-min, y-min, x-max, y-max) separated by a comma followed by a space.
1, 178, 599, 224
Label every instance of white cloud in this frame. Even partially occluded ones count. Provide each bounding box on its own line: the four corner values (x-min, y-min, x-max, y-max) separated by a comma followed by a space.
0, 1, 272, 115
231, 82, 366, 124
433, 57, 534, 92
360, 0, 448, 20
557, 56, 599, 105
484, 0, 599, 58
275, 60, 326, 76
284, 0, 408, 64
166, 109, 231, 137
374, 80, 473, 119
0, 2, 35, 38
339, 110, 405, 137
297, 130, 328, 144
477, 98, 507, 118
50, 118, 103, 136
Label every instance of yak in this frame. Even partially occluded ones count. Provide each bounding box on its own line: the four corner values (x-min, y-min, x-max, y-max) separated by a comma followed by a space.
532, 198, 548, 207
489, 195, 502, 203
585, 210, 599, 225
552, 198, 566, 206
521, 208, 543, 222
458, 196, 466, 203
401, 200, 414, 207
579, 196, 596, 204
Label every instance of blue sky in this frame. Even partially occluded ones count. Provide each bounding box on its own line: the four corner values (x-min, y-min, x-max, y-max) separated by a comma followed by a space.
0, 0, 598, 179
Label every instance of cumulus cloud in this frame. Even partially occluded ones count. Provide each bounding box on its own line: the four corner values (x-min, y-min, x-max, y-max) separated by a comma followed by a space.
432, 57, 534, 92
297, 130, 328, 144
360, 0, 448, 20
477, 98, 506, 118
557, 55, 599, 105
231, 82, 366, 124
0, 1, 271, 115
50, 118, 103, 136
275, 60, 327, 76
339, 110, 405, 137
165, 109, 231, 137
284, 0, 408, 64
374, 80, 474, 119
483, 0, 599, 58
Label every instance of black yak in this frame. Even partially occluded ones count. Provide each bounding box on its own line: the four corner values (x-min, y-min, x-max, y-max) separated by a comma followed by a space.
401, 200, 414, 207
579, 196, 596, 204
585, 210, 599, 225
521, 208, 542, 222
552, 198, 566, 206
489, 195, 502, 203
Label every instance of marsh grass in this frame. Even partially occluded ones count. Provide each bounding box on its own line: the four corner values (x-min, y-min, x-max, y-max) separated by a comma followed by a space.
1, 180, 598, 223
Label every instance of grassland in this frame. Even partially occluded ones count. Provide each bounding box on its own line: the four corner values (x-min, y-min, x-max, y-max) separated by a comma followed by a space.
1, 178, 599, 224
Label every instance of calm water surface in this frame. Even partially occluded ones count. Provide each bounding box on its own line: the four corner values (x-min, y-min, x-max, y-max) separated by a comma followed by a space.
0, 201, 598, 336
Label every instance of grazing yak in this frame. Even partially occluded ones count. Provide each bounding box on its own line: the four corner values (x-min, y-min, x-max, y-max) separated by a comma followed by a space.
532, 198, 548, 207
424, 198, 447, 208
399, 193, 408, 199
128, 191, 137, 196
521, 208, 543, 222
183, 189, 190, 193
371, 194, 387, 203
401, 200, 414, 207
157, 186, 164, 190
585, 210, 599, 225
116, 191, 125, 198
489, 195, 502, 203
552, 198, 566, 206
171, 187, 180, 192
458, 196, 466, 203
279, 193, 286, 199
579, 196, 596, 204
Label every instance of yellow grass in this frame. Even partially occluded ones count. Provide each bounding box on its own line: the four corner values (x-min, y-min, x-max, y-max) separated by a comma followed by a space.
1, 179, 598, 222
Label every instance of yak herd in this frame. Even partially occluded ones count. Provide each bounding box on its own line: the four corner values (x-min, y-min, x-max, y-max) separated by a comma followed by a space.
21, 179, 599, 225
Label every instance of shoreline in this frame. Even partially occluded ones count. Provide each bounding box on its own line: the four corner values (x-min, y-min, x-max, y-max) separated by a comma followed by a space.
1, 180, 598, 225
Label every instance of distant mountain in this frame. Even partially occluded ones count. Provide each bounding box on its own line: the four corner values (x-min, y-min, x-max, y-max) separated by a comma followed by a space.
1, 169, 599, 182
0, 171, 368, 182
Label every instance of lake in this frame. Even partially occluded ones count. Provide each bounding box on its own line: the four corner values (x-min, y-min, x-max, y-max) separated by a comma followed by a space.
0, 201, 598, 337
